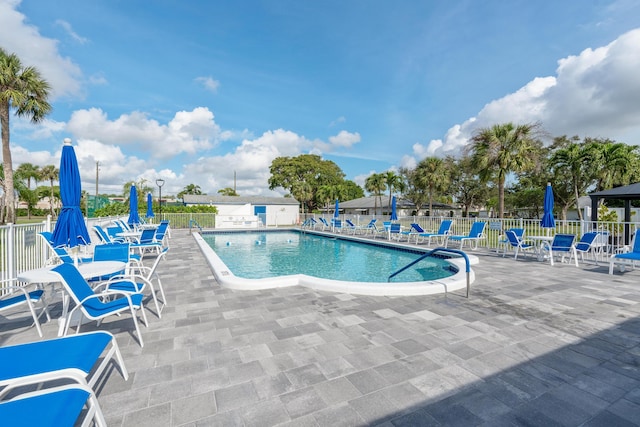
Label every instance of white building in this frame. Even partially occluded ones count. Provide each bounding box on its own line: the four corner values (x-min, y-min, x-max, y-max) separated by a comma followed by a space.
182, 195, 300, 228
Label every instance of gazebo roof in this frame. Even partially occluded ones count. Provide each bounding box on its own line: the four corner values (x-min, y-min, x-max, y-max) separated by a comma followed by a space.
589, 182, 640, 200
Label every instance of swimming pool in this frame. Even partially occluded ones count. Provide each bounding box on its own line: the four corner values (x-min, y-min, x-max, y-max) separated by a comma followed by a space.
203, 231, 453, 282
193, 229, 478, 296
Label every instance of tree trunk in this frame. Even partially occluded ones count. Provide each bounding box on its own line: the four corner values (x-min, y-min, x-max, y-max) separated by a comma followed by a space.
498, 177, 505, 219
1, 102, 16, 224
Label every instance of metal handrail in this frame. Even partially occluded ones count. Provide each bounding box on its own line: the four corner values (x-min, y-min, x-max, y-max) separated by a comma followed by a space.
189, 219, 203, 232
388, 247, 471, 298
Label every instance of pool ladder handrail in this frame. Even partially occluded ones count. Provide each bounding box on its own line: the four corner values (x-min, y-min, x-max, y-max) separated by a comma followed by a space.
387, 247, 471, 298
189, 219, 203, 233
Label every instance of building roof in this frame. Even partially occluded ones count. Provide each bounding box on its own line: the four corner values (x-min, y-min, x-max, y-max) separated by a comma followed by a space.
338, 196, 456, 210
182, 194, 299, 205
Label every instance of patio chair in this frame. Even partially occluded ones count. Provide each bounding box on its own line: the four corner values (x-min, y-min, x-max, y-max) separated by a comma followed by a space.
50, 263, 148, 347
360, 218, 378, 235
153, 221, 170, 246
91, 243, 140, 279
0, 331, 128, 394
445, 221, 486, 250
344, 219, 358, 234
389, 223, 402, 240
0, 279, 50, 337
318, 217, 330, 230
301, 218, 317, 229
92, 225, 126, 244
331, 218, 343, 232
371, 221, 392, 239
609, 229, 640, 274
572, 231, 600, 266
497, 228, 524, 256
413, 220, 453, 245
0, 383, 107, 427
129, 228, 163, 258
39, 232, 93, 265
539, 234, 577, 266
103, 247, 169, 318
503, 229, 536, 260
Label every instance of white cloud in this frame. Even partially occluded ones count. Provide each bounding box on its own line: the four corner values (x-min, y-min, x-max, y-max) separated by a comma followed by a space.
66, 107, 221, 158
328, 130, 361, 148
329, 116, 346, 127
195, 76, 220, 93
183, 129, 320, 196
0, 0, 84, 99
54, 19, 88, 44
411, 28, 640, 163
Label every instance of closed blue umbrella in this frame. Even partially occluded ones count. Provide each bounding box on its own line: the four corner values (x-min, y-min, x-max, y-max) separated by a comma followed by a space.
541, 183, 555, 229
51, 138, 91, 249
127, 185, 141, 226
146, 192, 154, 219
333, 199, 340, 218
390, 196, 398, 221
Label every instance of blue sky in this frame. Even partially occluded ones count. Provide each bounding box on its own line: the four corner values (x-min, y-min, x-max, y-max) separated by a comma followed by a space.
1, 0, 640, 197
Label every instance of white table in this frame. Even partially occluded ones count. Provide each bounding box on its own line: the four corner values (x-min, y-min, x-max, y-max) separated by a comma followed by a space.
527, 236, 554, 261
17, 261, 127, 336
116, 230, 142, 241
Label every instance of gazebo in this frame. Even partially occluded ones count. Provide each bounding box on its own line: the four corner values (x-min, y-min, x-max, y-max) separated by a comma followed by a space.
589, 182, 640, 243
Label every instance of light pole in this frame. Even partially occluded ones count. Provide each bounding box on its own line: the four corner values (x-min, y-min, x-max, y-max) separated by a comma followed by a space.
156, 179, 165, 220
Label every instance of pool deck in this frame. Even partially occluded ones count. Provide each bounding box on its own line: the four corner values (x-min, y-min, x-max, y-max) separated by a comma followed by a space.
2, 229, 640, 426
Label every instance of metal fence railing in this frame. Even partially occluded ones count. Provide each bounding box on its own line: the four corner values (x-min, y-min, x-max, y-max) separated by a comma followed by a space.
3, 213, 638, 293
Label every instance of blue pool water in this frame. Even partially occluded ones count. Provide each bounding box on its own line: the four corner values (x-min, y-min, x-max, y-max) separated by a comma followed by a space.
202, 231, 455, 282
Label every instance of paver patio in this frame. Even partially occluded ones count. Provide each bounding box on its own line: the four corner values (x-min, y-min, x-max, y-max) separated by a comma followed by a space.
2, 229, 640, 426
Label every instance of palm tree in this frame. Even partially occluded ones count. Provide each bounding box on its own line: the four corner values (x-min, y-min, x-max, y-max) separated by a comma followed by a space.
15, 163, 40, 189
39, 165, 59, 217
217, 187, 238, 196
0, 49, 51, 223
316, 185, 337, 215
378, 171, 400, 215
364, 173, 385, 215
415, 157, 449, 215
587, 139, 637, 191
15, 163, 41, 219
467, 122, 541, 218
292, 181, 313, 214
549, 141, 591, 220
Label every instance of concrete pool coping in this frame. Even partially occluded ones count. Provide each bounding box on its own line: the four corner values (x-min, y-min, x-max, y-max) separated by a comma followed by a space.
192, 229, 479, 296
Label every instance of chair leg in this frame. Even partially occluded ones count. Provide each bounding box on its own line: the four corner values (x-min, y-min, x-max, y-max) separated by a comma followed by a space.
130, 306, 144, 347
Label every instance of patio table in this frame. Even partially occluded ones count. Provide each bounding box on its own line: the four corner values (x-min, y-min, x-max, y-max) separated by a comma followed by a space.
17, 261, 127, 336
527, 235, 554, 260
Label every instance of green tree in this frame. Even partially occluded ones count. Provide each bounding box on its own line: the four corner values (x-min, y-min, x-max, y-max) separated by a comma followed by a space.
0, 49, 51, 223
15, 162, 41, 218
415, 157, 449, 215
15, 163, 40, 189
548, 136, 592, 220
398, 167, 429, 215
586, 138, 638, 191
467, 122, 542, 218
342, 180, 364, 201
216, 187, 238, 196
39, 165, 58, 217
444, 155, 490, 217
364, 173, 385, 215
268, 154, 345, 212
178, 183, 203, 199
382, 171, 402, 211
292, 181, 313, 215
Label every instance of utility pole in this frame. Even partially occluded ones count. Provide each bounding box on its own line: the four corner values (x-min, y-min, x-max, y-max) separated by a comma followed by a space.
234, 170, 237, 194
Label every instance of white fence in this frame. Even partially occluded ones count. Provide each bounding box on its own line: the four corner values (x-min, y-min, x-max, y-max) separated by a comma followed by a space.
2, 213, 638, 289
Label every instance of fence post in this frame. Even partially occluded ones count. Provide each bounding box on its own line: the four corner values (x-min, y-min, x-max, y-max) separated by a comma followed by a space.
7, 223, 15, 280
